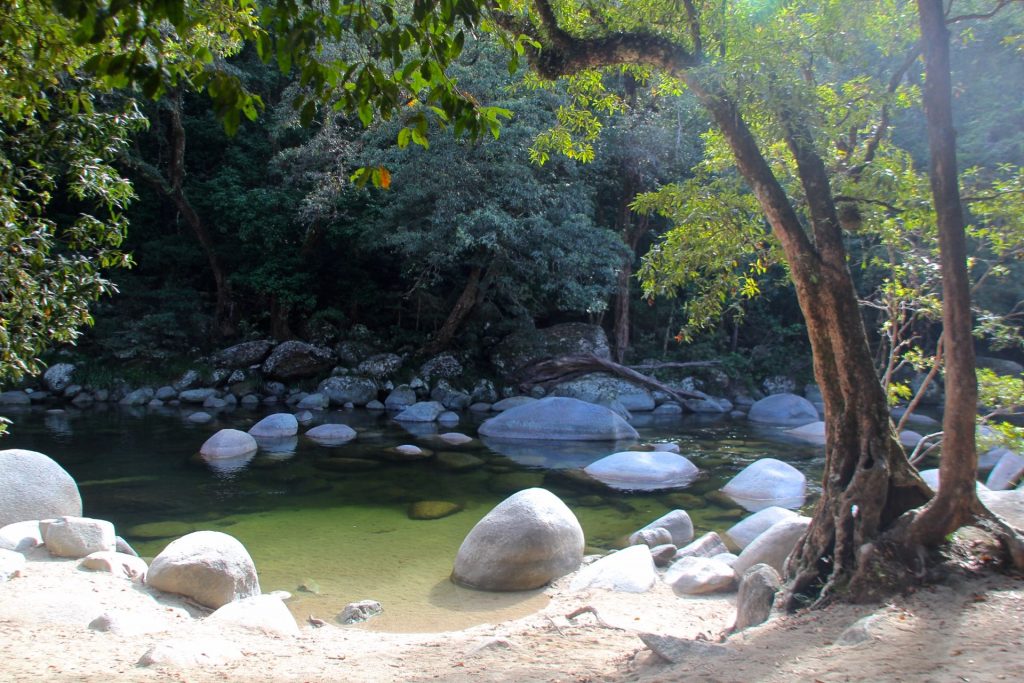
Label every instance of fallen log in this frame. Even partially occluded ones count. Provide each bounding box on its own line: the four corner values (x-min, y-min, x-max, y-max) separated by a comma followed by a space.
515, 354, 709, 405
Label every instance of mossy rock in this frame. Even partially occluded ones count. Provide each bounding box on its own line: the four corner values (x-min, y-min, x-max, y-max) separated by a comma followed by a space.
543, 468, 606, 492
408, 500, 464, 520
313, 457, 384, 473
704, 508, 746, 521
660, 492, 707, 510
487, 471, 545, 494
435, 452, 485, 471
125, 520, 197, 540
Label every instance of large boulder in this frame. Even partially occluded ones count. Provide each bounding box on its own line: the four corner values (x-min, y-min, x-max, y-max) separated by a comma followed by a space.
0, 391, 31, 406
478, 397, 638, 441
317, 376, 378, 406
733, 516, 811, 575
551, 373, 656, 412
721, 458, 806, 511
430, 381, 472, 411
451, 488, 584, 591
784, 421, 827, 445
261, 341, 335, 381
212, 340, 274, 369
394, 401, 446, 423
747, 393, 819, 425
419, 353, 464, 382
43, 363, 76, 393
384, 385, 418, 410
490, 323, 611, 378
357, 353, 403, 379
584, 452, 699, 491
569, 544, 657, 593
42, 516, 116, 558
0, 449, 82, 527
248, 413, 299, 438
726, 506, 799, 550
199, 429, 258, 460
986, 450, 1024, 491
147, 531, 260, 609
305, 423, 357, 445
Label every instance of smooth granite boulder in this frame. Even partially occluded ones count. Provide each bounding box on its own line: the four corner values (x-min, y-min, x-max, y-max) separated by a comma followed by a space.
42, 516, 116, 558
248, 413, 299, 438
452, 488, 584, 591
721, 458, 806, 511
478, 397, 638, 441
664, 556, 736, 595
394, 401, 446, 423
304, 423, 358, 445
632, 509, 695, 547
199, 429, 258, 460
147, 531, 260, 609
748, 393, 819, 425
986, 450, 1024, 491
726, 507, 800, 550
784, 421, 826, 445
317, 376, 378, 406
551, 373, 656, 412
584, 451, 699, 491
569, 544, 657, 593
0, 449, 82, 527
733, 516, 811, 575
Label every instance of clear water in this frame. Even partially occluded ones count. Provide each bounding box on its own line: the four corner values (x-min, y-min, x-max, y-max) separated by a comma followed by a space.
1, 403, 824, 632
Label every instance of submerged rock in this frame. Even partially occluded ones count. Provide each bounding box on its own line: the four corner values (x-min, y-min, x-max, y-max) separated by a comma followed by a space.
721, 458, 806, 511
305, 423, 358, 445
408, 501, 463, 520
338, 600, 383, 624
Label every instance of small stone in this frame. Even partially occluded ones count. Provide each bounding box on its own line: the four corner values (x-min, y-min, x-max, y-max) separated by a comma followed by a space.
337, 600, 383, 624
639, 633, 733, 664
733, 564, 782, 632
650, 544, 677, 567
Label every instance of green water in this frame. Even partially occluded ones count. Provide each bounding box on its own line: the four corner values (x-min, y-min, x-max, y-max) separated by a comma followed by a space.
2, 404, 823, 632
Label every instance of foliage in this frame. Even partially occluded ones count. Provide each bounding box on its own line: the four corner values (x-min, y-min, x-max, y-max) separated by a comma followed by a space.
0, 0, 143, 383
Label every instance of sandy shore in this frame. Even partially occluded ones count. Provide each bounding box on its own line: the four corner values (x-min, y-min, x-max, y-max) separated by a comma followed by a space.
2, 544, 1022, 682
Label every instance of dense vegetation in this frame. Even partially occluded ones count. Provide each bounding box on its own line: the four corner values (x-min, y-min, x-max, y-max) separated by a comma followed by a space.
2, 0, 1024, 603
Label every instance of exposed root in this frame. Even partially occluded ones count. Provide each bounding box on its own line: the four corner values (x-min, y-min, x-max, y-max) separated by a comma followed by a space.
565, 605, 624, 630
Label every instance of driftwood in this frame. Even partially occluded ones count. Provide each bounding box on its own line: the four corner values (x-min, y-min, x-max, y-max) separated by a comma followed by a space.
516, 353, 707, 405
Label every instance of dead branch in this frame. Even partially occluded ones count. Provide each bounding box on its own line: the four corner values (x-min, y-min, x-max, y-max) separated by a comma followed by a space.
565, 605, 624, 630
516, 354, 708, 404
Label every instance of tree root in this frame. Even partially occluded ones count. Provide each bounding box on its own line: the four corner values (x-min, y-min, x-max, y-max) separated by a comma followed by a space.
565, 605, 624, 630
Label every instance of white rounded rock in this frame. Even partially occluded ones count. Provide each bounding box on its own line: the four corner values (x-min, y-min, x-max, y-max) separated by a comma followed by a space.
733, 516, 811, 575
248, 413, 299, 438
0, 449, 82, 527
569, 545, 657, 593
305, 423, 357, 445
200, 429, 258, 460
147, 531, 260, 609
722, 458, 806, 511
43, 516, 116, 559
452, 488, 584, 591
726, 507, 800, 550
478, 397, 638, 441
664, 556, 736, 595
584, 452, 699, 491
207, 594, 299, 637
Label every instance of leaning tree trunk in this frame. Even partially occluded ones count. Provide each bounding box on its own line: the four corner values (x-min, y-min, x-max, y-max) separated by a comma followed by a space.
687, 77, 932, 606
423, 265, 484, 356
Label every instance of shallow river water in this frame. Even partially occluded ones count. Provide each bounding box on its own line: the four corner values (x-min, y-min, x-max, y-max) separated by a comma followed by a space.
2, 403, 824, 632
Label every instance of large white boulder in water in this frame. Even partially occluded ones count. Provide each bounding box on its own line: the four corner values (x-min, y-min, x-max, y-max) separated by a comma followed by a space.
584, 452, 699, 491
248, 413, 298, 438
199, 429, 258, 459
0, 449, 82, 527
748, 393, 819, 425
722, 458, 806, 511
478, 397, 638, 441
452, 488, 584, 591
147, 531, 260, 609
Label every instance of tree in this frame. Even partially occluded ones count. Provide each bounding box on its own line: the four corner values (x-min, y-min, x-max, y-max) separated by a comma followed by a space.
0, 0, 142, 384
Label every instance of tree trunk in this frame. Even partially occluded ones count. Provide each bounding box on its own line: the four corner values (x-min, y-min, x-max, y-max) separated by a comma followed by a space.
423, 265, 483, 356
685, 76, 931, 607
904, 0, 981, 541
612, 258, 633, 364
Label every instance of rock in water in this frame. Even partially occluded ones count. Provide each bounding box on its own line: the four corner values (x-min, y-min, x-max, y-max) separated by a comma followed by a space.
305, 423, 358, 445
338, 600, 383, 624
747, 393, 819, 425
584, 451, 699, 491
726, 507, 799, 550
733, 517, 811, 575
248, 413, 299, 438
0, 449, 82, 527
721, 458, 806, 511
478, 397, 638, 441
452, 488, 584, 591
147, 531, 260, 609
199, 429, 258, 460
